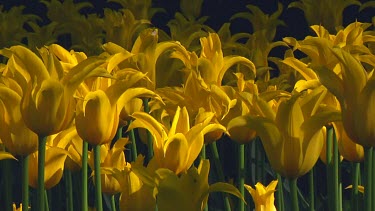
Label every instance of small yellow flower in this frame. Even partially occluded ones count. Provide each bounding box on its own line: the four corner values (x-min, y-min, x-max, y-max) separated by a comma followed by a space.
245, 180, 278, 211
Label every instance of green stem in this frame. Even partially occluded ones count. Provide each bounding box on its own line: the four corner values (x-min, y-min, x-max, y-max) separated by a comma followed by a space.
128, 121, 138, 162
94, 145, 103, 211
373, 151, 375, 211
209, 142, 231, 211
82, 141, 88, 211
326, 126, 334, 211
333, 128, 340, 211
351, 162, 360, 211
111, 195, 116, 211
37, 135, 47, 211
65, 170, 73, 211
142, 98, 153, 163
289, 178, 299, 211
201, 145, 208, 211
44, 190, 49, 211
364, 147, 373, 211
238, 144, 245, 211
309, 168, 315, 211
276, 174, 284, 211
22, 155, 29, 211
3, 159, 12, 211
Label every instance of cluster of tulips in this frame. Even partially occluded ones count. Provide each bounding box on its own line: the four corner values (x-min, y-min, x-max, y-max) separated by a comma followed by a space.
1, 0, 375, 210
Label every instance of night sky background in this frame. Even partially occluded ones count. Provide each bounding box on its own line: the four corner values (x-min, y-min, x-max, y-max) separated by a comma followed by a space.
1, 0, 374, 41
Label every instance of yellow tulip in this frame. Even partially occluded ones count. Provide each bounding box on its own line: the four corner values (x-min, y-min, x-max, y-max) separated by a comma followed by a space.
133, 159, 245, 211
0, 45, 109, 136
0, 78, 38, 156
245, 180, 278, 211
334, 122, 364, 162
228, 86, 341, 179
76, 79, 162, 145
48, 125, 83, 171
88, 138, 128, 194
28, 146, 68, 189
289, 0, 361, 33
128, 106, 226, 174
12, 203, 29, 211
314, 48, 375, 146
105, 155, 155, 210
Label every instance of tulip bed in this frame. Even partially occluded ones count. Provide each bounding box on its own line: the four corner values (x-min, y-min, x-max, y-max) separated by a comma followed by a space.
0, 0, 375, 211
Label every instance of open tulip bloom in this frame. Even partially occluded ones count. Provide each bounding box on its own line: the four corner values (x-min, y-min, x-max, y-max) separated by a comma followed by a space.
2, 1, 375, 211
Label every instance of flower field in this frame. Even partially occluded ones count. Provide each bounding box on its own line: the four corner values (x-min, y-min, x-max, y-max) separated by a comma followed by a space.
0, 0, 375, 210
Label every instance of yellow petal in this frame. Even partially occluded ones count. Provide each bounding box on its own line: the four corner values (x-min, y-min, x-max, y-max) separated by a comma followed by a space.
76, 90, 118, 145
0, 151, 17, 161
9, 45, 50, 83
163, 133, 189, 174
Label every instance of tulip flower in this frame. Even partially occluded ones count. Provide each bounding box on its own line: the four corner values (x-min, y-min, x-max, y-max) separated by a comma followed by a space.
0, 79, 38, 156
28, 146, 68, 189
88, 138, 128, 194
75, 84, 162, 146
133, 159, 245, 211
128, 106, 226, 175
104, 155, 156, 210
289, 0, 361, 33
0, 45, 109, 136
48, 125, 83, 171
228, 86, 341, 179
245, 180, 278, 211
313, 48, 373, 146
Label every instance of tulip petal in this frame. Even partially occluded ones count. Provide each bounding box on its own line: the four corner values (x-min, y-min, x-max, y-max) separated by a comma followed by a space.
128, 111, 167, 161
62, 57, 110, 95
0, 151, 17, 161
9, 45, 50, 83
312, 65, 345, 105
107, 51, 134, 73
163, 133, 189, 174
331, 48, 367, 102
221, 56, 256, 83
207, 182, 246, 203
282, 57, 317, 80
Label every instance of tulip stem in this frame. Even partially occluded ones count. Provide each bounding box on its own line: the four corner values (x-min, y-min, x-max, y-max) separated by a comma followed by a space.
22, 155, 29, 211
111, 195, 116, 211
238, 144, 245, 211
308, 168, 315, 211
289, 178, 299, 211
44, 190, 49, 211
142, 98, 153, 163
82, 141, 88, 211
326, 126, 334, 211
364, 147, 373, 211
3, 159, 12, 211
37, 135, 47, 211
209, 142, 231, 211
276, 174, 284, 211
65, 170, 73, 211
351, 162, 360, 211
94, 145, 103, 211
332, 128, 341, 211
201, 145, 208, 211
128, 121, 138, 162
